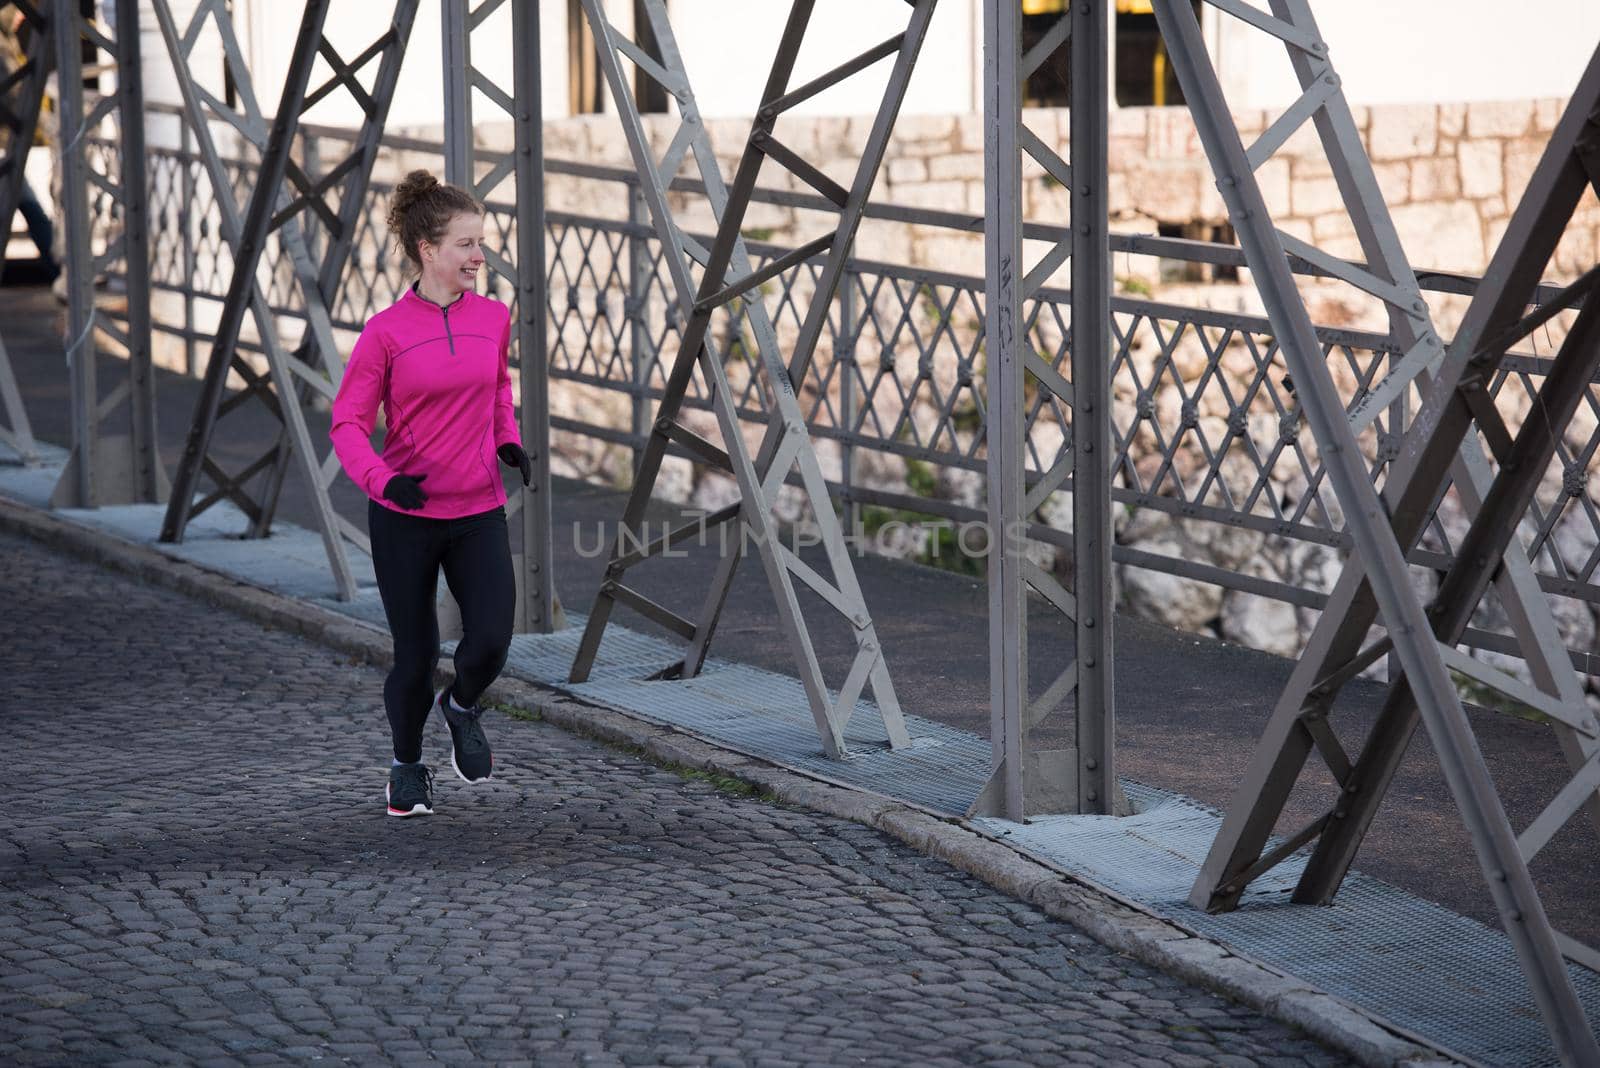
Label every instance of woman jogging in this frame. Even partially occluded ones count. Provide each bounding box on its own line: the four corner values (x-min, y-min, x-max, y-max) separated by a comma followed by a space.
330, 169, 533, 817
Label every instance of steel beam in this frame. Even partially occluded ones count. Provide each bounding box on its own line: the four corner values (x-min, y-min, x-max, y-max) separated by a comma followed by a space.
1069, 0, 1115, 815
250, 2, 423, 545
980, 0, 1029, 820
1289, 91, 1600, 909
670, 0, 938, 695
48, 0, 162, 507
439, 0, 565, 634
53, 0, 95, 505
1153, 3, 1600, 1061
569, 0, 936, 758
113, 0, 159, 504
972, 0, 1115, 819
154, 0, 419, 601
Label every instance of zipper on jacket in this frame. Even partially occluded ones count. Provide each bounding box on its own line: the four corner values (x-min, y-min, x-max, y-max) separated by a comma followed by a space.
442, 304, 456, 355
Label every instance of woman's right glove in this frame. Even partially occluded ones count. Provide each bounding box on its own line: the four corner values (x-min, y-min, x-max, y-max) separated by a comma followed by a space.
382, 473, 429, 511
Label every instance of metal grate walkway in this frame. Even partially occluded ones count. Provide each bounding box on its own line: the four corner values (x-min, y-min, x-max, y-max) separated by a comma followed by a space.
978, 791, 1600, 1068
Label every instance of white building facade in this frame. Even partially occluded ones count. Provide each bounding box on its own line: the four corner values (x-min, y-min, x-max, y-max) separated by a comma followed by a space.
156, 1, 1600, 129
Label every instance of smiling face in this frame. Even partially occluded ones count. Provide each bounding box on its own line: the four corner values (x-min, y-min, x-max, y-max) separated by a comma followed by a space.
418, 210, 486, 299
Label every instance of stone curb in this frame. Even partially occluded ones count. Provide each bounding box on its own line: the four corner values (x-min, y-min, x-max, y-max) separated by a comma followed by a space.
0, 493, 1461, 1068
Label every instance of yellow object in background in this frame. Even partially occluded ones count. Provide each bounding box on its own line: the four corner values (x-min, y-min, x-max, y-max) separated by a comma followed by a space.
1021, 1, 1154, 15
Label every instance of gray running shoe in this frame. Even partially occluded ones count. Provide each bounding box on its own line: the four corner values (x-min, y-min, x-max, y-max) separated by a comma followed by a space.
439, 689, 493, 783
386, 763, 435, 817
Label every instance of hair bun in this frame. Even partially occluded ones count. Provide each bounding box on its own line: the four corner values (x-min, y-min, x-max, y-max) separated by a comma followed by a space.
387, 169, 442, 233
385, 168, 482, 272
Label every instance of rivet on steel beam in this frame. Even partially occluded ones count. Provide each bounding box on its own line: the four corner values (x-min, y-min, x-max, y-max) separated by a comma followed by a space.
1086, 790, 1099, 801
1084, 657, 1095, 667
656, 416, 672, 432
1084, 618, 1095, 628
1085, 759, 1098, 770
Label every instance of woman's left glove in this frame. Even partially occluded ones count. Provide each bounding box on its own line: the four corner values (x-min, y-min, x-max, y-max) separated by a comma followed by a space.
497, 442, 532, 486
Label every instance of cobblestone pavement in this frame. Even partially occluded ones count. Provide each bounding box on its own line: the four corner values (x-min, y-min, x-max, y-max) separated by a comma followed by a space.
0, 530, 1352, 1067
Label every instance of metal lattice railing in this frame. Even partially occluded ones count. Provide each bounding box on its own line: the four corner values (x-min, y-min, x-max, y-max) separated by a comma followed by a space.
91, 110, 1600, 674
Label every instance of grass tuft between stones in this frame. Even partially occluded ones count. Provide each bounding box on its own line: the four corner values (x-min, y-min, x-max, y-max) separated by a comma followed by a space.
485, 700, 783, 804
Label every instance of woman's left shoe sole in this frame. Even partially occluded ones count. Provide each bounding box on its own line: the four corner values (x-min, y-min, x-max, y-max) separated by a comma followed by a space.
450, 751, 492, 785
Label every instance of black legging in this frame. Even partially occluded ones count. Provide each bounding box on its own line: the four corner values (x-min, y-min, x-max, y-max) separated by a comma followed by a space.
368, 500, 514, 763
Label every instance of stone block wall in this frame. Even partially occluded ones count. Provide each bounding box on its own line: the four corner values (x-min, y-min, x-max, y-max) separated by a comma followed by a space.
512, 95, 1595, 285
385, 99, 1600, 691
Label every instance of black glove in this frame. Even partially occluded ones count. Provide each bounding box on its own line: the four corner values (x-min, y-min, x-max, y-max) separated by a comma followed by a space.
498, 442, 532, 486
382, 472, 429, 510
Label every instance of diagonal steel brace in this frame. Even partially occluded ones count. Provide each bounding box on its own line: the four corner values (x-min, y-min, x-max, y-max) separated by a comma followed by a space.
1153, 4, 1600, 1061
569, 0, 939, 758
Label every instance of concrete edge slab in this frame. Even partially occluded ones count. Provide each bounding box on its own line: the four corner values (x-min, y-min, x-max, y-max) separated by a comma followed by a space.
0, 492, 1463, 1068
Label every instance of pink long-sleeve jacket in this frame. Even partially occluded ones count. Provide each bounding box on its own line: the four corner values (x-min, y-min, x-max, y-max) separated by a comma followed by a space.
330, 287, 521, 519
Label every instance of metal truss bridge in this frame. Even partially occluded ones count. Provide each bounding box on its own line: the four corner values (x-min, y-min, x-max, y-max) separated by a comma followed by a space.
1, 1, 1597, 1063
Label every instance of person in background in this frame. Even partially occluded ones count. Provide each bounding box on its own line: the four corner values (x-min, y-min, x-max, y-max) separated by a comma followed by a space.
330, 169, 532, 818
0, 6, 59, 280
